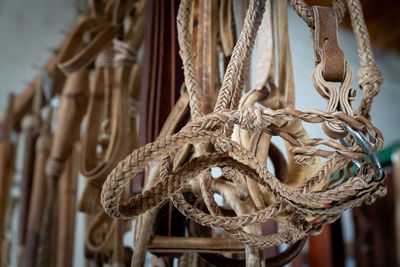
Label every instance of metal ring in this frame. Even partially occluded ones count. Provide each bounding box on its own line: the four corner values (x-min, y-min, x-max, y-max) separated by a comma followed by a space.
340, 125, 383, 181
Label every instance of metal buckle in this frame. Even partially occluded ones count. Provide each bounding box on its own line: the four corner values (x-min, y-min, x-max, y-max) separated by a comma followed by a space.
340, 125, 383, 181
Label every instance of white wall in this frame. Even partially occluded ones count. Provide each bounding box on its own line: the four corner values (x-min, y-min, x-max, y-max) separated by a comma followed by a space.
0, 1, 399, 266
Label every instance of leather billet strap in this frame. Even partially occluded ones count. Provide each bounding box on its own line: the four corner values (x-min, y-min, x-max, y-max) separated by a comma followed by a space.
313, 6, 345, 82
312, 6, 356, 139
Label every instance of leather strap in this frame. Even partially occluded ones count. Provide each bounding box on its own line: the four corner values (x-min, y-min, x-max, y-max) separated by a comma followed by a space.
311, 6, 355, 139
135, 0, 183, 193
85, 210, 118, 253
79, 64, 134, 187
79, 1, 144, 189
192, 0, 218, 115
220, 0, 233, 57
23, 108, 52, 267
56, 149, 78, 267
254, 0, 275, 90
58, 17, 122, 75
36, 71, 89, 267
313, 6, 345, 82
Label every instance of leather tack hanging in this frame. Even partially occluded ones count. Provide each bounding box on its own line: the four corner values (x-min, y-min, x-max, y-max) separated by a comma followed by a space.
0, 0, 387, 266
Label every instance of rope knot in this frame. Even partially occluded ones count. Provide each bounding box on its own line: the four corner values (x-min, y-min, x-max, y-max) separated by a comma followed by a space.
246, 106, 264, 130
95, 45, 114, 68
357, 65, 383, 97
214, 138, 231, 153
113, 39, 137, 67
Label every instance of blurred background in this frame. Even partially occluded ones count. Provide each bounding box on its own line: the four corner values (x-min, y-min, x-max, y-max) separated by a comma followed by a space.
0, 0, 399, 266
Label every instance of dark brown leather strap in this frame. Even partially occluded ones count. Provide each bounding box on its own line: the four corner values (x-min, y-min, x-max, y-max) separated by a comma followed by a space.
135, 0, 183, 193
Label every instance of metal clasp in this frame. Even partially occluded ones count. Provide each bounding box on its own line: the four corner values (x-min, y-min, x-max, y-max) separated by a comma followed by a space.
340, 125, 384, 181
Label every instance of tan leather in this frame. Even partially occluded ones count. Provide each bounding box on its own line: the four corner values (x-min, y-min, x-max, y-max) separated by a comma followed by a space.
24, 108, 52, 267
312, 6, 354, 139
56, 150, 78, 267
192, 0, 218, 114
79, 65, 134, 188
85, 210, 117, 253
58, 17, 121, 75
313, 6, 345, 83
220, 0, 234, 56
147, 236, 244, 253
37, 71, 89, 267
80, 5, 145, 263
79, 1, 144, 191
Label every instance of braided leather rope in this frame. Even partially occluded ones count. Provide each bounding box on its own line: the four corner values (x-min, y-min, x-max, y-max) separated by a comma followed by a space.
101, 0, 386, 249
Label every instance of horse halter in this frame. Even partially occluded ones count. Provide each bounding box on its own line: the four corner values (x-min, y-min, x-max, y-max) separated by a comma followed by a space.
101, 0, 386, 256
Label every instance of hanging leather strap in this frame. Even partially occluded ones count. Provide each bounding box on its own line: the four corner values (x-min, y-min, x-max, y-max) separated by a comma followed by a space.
135, 0, 184, 193
23, 107, 52, 267
56, 149, 78, 267
313, 6, 345, 82
36, 71, 89, 267
312, 5, 356, 139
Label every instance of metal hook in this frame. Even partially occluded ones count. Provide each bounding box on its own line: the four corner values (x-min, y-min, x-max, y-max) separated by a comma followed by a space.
340, 125, 383, 181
